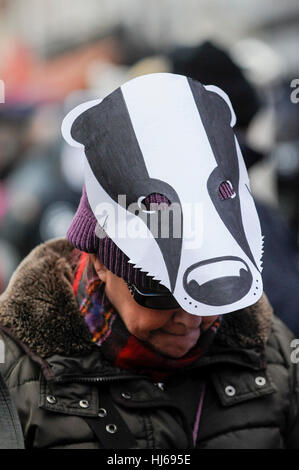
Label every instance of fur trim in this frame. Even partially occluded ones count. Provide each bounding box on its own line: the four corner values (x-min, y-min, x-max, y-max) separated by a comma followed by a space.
0, 238, 272, 359
215, 293, 272, 350
0, 239, 93, 358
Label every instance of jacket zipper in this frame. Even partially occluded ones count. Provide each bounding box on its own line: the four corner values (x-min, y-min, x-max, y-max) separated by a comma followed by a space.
54, 374, 146, 384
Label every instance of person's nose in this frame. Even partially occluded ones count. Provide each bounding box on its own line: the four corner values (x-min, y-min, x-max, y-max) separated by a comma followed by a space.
171, 308, 202, 329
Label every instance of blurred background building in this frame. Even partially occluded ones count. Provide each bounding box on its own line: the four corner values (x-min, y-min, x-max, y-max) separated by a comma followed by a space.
0, 0, 298, 332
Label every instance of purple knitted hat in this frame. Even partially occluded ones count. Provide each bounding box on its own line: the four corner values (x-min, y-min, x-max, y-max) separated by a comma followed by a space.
67, 186, 170, 289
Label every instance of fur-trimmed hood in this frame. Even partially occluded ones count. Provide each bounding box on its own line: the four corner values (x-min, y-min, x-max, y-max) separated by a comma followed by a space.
0, 238, 273, 361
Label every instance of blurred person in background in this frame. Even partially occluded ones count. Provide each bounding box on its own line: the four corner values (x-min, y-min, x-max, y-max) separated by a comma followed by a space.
0, 104, 35, 291
0, 73, 299, 449
0, 33, 122, 293
272, 78, 299, 246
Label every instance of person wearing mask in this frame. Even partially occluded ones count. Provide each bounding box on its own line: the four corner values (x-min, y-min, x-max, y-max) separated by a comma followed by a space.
0, 73, 298, 449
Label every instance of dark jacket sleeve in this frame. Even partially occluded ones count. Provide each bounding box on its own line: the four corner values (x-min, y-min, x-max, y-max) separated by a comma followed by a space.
0, 330, 39, 448
0, 334, 25, 448
0, 373, 24, 449
284, 359, 299, 448
270, 317, 299, 449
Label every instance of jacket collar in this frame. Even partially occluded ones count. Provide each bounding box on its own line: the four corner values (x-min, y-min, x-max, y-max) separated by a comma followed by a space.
0, 238, 273, 374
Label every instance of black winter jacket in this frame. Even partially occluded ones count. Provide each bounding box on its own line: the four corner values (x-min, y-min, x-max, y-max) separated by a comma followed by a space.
0, 239, 298, 449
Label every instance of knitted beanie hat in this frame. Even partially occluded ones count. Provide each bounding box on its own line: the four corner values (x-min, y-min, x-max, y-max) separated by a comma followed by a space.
67, 186, 169, 289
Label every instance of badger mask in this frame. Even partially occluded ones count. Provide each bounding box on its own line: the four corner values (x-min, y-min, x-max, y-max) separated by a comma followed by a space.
62, 73, 264, 316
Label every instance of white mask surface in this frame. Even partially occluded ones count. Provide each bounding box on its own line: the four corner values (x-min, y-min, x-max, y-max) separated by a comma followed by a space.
62, 73, 264, 316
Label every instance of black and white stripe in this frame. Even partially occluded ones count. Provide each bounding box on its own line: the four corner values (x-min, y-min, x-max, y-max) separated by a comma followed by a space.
62, 73, 264, 315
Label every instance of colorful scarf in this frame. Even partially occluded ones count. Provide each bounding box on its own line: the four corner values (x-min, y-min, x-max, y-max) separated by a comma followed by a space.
75, 255, 221, 382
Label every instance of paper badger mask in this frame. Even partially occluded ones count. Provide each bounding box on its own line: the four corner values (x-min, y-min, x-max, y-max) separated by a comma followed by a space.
62, 73, 264, 316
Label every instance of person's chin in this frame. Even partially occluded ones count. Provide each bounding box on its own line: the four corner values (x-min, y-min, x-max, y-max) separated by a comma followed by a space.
150, 330, 200, 358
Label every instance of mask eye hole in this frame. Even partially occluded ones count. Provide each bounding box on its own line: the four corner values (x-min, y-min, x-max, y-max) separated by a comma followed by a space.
138, 194, 171, 213
219, 180, 236, 200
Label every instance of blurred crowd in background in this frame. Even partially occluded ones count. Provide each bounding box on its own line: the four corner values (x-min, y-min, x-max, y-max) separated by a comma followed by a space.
0, 0, 298, 332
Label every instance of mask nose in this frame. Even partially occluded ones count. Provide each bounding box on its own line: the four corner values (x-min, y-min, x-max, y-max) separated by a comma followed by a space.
183, 257, 253, 306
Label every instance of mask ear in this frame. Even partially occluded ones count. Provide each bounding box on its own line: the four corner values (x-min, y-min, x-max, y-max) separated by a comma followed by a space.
203, 84, 236, 128
61, 99, 103, 148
